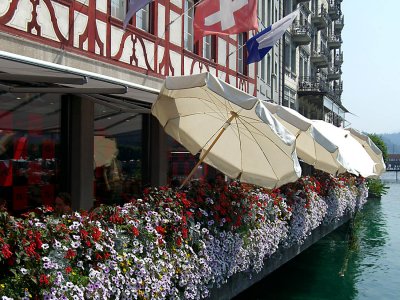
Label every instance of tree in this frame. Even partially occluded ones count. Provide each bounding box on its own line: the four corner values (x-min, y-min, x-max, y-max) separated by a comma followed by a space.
368, 133, 388, 162
367, 133, 389, 198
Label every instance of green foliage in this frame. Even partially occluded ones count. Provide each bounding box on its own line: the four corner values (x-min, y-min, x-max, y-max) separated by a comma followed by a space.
366, 178, 389, 198
368, 133, 388, 162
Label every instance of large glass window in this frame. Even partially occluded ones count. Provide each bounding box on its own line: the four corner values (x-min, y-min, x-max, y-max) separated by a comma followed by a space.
0, 93, 61, 214
93, 103, 144, 206
167, 137, 217, 186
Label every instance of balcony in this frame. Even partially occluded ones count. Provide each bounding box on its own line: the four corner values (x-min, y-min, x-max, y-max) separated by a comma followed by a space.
334, 52, 343, 66
328, 3, 341, 21
298, 76, 330, 94
334, 16, 344, 32
327, 34, 342, 49
310, 45, 330, 67
291, 21, 312, 45
294, 0, 311, 4
311, 8, 329, 29
333, 81, 343, 96
327, 67, 342, 81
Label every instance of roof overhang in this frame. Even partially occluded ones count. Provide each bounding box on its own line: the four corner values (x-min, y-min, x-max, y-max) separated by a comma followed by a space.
0, 50, 160, 111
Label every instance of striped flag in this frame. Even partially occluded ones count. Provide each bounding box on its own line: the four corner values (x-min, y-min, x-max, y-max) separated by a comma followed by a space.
123, 0, 154, 30
246, 10, 299, 64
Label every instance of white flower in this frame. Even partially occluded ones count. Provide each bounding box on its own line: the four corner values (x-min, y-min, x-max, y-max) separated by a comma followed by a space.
20, 268, 28, 275
71, 241, 80, 249
42, 256, 50, 262
41, 243, 49, 250
72, 235, 80, 240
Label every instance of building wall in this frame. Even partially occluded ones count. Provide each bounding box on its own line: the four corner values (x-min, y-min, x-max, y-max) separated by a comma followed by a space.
256, 0, 346, 126
0, 0, 256, 92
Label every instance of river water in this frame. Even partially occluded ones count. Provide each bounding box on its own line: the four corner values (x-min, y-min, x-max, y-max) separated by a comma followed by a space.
235, 175, 400, 300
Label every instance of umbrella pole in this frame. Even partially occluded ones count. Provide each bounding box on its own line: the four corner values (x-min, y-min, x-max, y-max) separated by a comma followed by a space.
180, 113, 237, 189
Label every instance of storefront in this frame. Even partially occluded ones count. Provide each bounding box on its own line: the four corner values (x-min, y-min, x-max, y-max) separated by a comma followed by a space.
0, 51, 164, 214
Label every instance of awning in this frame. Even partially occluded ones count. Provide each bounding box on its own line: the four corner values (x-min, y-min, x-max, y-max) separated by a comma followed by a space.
0, 50, 160, 112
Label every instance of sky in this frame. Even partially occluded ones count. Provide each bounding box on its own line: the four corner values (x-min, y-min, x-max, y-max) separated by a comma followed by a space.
341, 0, 400, 134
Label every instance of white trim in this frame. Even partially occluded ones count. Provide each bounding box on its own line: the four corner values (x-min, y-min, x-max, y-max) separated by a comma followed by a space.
0, 50, 160, 95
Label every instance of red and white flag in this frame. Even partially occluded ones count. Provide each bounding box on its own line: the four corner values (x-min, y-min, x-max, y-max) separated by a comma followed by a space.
194, 0, 258, 41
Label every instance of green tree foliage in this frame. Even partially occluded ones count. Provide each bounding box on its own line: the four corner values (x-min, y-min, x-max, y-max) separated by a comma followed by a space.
367, 133, 389, 198
368, 133, 388, 162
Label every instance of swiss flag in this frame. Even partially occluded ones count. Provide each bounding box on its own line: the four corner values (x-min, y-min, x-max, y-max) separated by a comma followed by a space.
194, 0, 258, 41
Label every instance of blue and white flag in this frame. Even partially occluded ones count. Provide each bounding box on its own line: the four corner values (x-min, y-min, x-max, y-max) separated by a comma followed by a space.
123, 0, 153, 30
246, 10, 299, 64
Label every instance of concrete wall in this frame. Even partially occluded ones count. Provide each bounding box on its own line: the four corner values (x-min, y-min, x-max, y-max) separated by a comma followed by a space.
209, 213, 353, 300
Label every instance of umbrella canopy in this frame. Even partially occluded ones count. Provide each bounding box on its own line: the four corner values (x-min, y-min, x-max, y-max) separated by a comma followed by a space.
312, 120, 376, 178
94, 136, 118, 168
264, 102, 345, 175
152, 72, 301, 188
345, 128, 386, 176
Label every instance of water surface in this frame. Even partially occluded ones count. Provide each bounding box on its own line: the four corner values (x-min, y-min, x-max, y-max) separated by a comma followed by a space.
235, 180, 400, 299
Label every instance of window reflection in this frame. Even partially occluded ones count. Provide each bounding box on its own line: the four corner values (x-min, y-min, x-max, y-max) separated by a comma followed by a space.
93, 102, 143, 206
167, 136, 217, 186
0, 93, 61, 214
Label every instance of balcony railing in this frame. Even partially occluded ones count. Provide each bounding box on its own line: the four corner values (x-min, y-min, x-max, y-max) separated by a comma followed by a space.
291, 21, 312, 45
333, 86, 343, 96
334, 15, 344, 32
298, 76, 330, 94
310, 45, 330, 67
328, 2, 341, 20
327, 34, 342, 49
311, 7, 329, 29
334, 52, 343, 66
327, 67, 342, 81
299, 77, 342, 103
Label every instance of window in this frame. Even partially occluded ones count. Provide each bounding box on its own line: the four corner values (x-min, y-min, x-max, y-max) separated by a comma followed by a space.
285, 0, 293, 16
259, 59, 265, 81
136, 3, 150, 32
267, 0, 272, 25
184, 0, 195, 51
285, 41, 297, 74
238, 33, 247, 75
203, 35, 215, 61
111, 0, 126, 20
283, 87, 296, 109
0, 92, 62, 215
291, 46, 296, 74
93, 103, 144, 205
284, 41, 291, 70
266, 54, 271, 84
300, 57, 304, 78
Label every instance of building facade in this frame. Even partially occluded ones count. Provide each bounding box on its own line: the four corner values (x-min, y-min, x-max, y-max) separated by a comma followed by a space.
0, 0, 347, 213
0, 0, 259, 212
256, 0, 347, 127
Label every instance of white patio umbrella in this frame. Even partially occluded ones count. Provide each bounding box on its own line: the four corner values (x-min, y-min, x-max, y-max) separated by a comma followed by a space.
345, 128, 386, 176
312, 120, 376, 178
264, 102, 345, 175
152, 72, 301, 188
